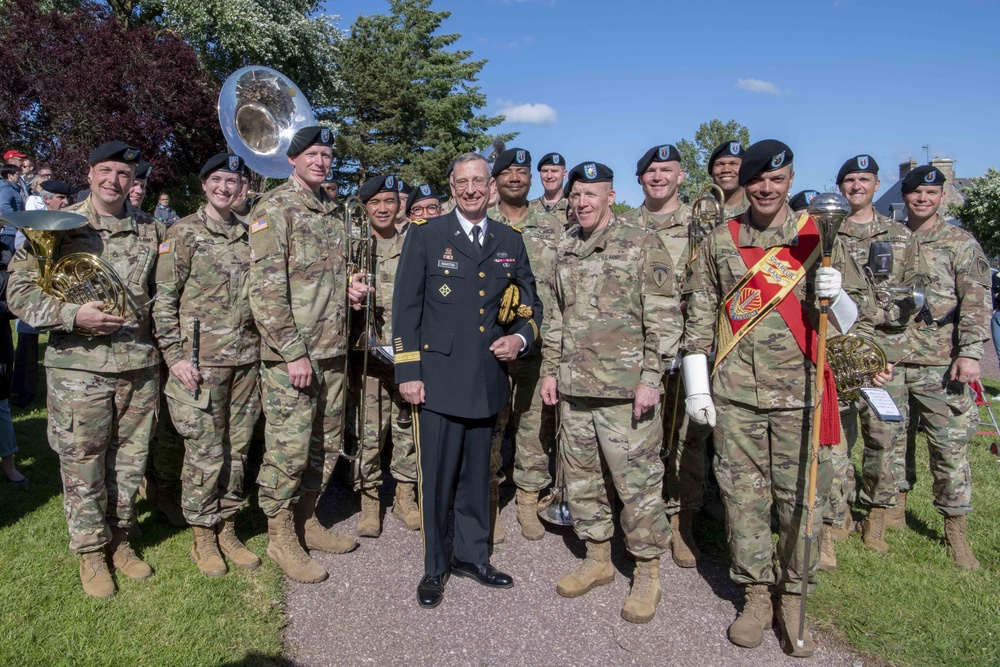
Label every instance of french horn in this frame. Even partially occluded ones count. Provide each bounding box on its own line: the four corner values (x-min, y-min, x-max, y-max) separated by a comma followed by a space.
825, 334, 888, 401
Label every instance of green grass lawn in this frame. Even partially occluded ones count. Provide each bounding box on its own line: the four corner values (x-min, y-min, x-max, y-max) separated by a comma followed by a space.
807, 380, 1000, 667
0, 401, 286, 667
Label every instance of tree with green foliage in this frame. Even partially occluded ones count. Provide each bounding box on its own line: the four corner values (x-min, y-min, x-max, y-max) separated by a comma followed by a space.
611, 201, 632, 216
951, 168, 1000, 257
676, 119, 751, 202
329, 0, 513, 191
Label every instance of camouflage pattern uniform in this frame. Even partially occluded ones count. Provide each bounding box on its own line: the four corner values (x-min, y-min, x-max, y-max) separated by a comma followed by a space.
723, 192, 751, 221
248, 177, 349, 517
827, 213, 922, 521
354, 232, 417, 490
683, 206, 869, 593
529, 195, 568, 230
621, 202, 710, 516
153, 206, 261, 527
487, 205, 561, 492
7, 197, 164, 553
898, 214, 990, 516
541, 217, 681, 558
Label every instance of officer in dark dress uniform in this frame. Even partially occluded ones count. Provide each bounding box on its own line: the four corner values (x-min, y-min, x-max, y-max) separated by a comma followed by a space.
393, 152, 542, 609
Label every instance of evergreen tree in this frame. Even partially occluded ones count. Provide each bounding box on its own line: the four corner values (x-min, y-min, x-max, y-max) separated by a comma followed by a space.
676, 119, 751, 202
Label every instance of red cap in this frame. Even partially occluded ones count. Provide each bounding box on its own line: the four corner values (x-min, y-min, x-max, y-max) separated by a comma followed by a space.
4, 150, 26, 161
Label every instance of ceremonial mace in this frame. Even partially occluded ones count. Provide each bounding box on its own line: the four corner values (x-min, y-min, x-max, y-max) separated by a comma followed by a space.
799, 193, 850, 649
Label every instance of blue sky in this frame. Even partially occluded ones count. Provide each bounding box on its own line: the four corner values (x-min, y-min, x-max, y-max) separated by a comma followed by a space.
325, 0, 999, 206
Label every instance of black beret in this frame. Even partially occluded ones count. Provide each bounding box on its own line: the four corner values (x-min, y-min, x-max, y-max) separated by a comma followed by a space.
406, 183, 441, 215
41, 179, 74, 196
566, 161, 614, 194
901, 165, 946, 194
537, 152, 565, 170
199, 153, 244, 179
635, 144, 680, 175
738, 139, 793, 186
359, 174, 399, 203
492, 148, 532, 177
836, 154, 879, 185
789, 189, 820, 212
135, 160, 153, 181
396, 178, 413, 196
707, 140, 746, 173
286, 126, 334, 157
88, 141, 140, 166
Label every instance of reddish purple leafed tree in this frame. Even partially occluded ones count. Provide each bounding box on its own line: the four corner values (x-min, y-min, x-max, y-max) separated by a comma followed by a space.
0, 0, 222, 200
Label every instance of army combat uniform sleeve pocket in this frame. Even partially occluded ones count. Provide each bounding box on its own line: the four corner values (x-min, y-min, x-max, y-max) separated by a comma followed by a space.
248, 210, 308, 363
954, 240, 992, 359
640, 239, 679, 388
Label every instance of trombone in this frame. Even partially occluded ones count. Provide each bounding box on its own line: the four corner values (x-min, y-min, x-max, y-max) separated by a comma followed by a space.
339, 196, 376, 473
689, 183, 726, 255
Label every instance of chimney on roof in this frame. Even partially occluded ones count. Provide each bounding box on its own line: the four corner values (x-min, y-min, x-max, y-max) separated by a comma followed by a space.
899, 158, 917, 180
930, 157, 955, 182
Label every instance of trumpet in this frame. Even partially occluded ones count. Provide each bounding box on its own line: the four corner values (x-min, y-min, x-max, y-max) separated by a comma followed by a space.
868, 275, 926, 310
340, 196, 376, 468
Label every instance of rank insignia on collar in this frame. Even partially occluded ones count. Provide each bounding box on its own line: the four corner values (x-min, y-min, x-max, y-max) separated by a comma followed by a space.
439, 284, 451, 297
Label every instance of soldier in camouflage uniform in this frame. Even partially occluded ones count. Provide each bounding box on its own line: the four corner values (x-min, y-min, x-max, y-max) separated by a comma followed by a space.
8, 141, 165, 598
708, 140, 750, 219
153, 154, 262, 577
540, 161, 681, 625
528, 152, 569, 229
247, 126, 368, 584
823, 155, 924, 569
351, 174, 420, 538
621, 143, 705, 568
682, 141, 868, 656
486, 148, 562, 543
892, 165, 990, 569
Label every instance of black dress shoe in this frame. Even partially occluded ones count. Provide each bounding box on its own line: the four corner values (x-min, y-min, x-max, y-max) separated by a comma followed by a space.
417, 573, 448, 608
450, 558, 514, 589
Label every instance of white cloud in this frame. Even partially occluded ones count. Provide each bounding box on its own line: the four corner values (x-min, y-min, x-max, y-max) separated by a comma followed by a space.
496, 100, 558, 125
736, 78, 785, 95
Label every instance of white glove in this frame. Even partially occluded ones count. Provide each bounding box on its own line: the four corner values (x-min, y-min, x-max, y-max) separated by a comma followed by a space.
815, 267, 842, 300
681, 354, 717, 427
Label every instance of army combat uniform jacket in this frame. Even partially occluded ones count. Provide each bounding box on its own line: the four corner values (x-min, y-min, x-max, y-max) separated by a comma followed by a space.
153, 206, 259, 368
541, 217, 682, 397
248, 177, 347, 363
7, 197, 165, 371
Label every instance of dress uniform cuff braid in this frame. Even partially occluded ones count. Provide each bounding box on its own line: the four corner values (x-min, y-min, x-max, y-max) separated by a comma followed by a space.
59, 302, 82, 333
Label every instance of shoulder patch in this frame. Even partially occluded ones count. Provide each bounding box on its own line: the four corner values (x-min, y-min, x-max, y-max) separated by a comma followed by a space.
411, 218, 427, 226
250, 217, 269, 234
158, 240, 172, 255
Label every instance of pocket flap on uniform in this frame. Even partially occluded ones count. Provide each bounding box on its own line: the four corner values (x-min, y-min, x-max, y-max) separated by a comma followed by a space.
163, 373, 210, 410
421, 327, 453, 355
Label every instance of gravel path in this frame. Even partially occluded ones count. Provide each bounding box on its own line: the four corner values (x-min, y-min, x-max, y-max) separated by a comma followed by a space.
283, 481, 862, 667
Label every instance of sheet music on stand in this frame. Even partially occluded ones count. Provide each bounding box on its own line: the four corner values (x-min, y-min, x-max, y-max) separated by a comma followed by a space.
859, 387, 903, 422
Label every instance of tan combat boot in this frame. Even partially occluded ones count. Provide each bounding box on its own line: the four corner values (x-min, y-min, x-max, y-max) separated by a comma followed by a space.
828, 508, 853, 541
217, 517, 261, 570
556, 539, 615, 597
489, 479, 505, 545
670, 510, 700, 568
79, 551, 116, 599
776, 593, 815, 657
861, 507, 889, 553
727, 584, 773, 648
621, 557, 662, 624
267, 509, 328, 583
191, 525, 227, 577
516, 489, 545, 541
944, 515, 981, 570
392, 481, 421, 530
109, 527, 153, 581
885, 492, 906, 529
294, 492, 358, 554
357, 489, 382, 538
819, 526, 837, 572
